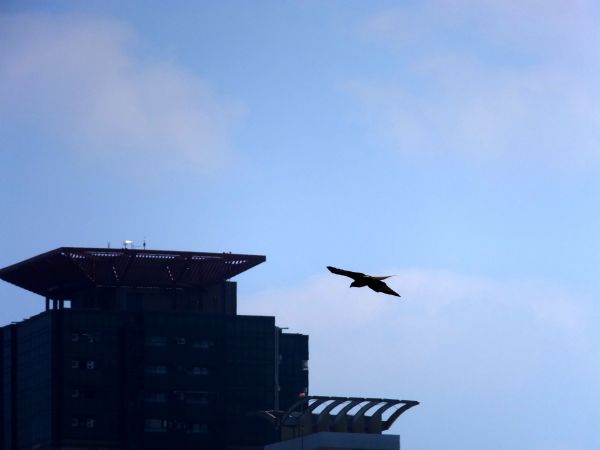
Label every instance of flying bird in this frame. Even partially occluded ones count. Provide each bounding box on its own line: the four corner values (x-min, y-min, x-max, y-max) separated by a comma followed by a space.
327, 266, 401, 297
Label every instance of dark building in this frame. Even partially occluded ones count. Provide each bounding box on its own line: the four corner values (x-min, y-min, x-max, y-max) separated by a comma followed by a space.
0, 247, 309, 450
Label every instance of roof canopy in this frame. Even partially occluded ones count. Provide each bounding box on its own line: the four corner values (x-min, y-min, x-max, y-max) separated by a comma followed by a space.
0, 247, 266, 299
257, 395, 419, 435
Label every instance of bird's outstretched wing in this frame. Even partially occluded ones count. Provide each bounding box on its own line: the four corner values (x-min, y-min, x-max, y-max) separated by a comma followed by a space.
367, 279, 401, 297
327, 266, 366, 281
370, 275, 392, 281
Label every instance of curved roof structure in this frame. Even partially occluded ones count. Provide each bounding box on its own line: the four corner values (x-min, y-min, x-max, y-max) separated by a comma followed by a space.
257, 396, 419, 436
0, 247, 266, 299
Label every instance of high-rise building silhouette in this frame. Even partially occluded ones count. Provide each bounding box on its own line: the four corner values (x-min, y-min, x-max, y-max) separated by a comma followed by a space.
0, 247, 308, 450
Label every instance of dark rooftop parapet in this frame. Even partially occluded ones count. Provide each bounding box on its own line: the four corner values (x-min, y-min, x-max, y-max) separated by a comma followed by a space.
0, 247, 266, 299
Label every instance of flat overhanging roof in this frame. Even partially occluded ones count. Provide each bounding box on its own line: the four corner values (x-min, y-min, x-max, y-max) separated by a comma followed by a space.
0, 247, 266, 299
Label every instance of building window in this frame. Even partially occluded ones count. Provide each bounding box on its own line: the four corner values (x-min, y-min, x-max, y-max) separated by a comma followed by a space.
185, 391, 209, 405
192, 339, 212, 349
189, 423, 208, 434
301, 360, 309, 371
70, 417, 95, 428
146, 336, 167, 347
175, 337, 186, 345
71, 359, 97, 370
71, 331, 98, 343
84, 332, 98, 343
145, 365, 168, 375
188, 366, 208, 376
72, 387, 95, 399
144, 392, 167, 403
144, 419, 168, 432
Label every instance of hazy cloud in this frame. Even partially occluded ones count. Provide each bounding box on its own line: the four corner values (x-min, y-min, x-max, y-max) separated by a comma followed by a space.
349, 1, 600, 169
0, 13, 242, 176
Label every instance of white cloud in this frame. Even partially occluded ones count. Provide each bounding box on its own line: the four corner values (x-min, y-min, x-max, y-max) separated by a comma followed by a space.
349, 1, 600, 169
0, 13, 242, 177
363, 0, 598, 56
240, 268, 598, 448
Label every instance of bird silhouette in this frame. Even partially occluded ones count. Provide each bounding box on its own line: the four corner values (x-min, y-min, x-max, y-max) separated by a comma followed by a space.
327, 266, 401, 297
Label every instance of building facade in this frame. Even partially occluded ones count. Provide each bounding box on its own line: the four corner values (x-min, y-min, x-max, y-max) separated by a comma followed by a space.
0, 247, 309, 450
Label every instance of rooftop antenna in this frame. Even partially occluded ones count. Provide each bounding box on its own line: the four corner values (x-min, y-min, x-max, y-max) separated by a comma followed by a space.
143, 239, 146, 250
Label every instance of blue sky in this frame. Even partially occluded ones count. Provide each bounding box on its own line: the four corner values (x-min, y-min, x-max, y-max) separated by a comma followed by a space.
0, 1, 598, 449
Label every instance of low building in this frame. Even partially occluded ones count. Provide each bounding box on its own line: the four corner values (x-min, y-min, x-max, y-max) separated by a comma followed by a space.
258, 396, 418, 450
265, 432, 400, 450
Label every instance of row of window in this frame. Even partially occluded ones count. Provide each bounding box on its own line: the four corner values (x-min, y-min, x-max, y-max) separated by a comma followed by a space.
70, 387, 209, 404
71, 417, 95, 428
71, 359, 96, 370
71, 387, 95, 399
145, 337, 214, 349
144, 365, 208, 375
144, 419, 208, 434
71, 332, 99, 343
72, 360, 212, 374
144, 391, 209, 404
71, 417, 208, 434
70, 333, 215, 349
